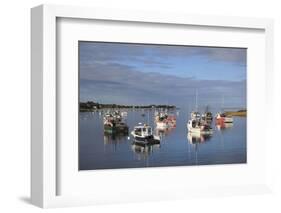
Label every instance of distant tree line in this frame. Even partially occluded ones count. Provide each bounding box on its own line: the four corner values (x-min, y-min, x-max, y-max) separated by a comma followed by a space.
80, 101, 176, 112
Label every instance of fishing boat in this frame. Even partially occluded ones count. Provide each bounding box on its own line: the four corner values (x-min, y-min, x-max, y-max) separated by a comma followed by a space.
215, 112, 233, 123
155, 112, 176, 128
103, 111, 129, 134
131, 123, 160, 145
187, 118, 213, 135
187, 89, 212, 134
215, 95, 233, 123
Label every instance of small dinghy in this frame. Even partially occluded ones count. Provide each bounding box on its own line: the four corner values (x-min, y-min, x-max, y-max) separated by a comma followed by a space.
131, 123, 160, 145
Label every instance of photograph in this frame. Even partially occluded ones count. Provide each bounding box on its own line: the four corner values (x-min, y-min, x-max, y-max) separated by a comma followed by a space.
78, 41, 247, 170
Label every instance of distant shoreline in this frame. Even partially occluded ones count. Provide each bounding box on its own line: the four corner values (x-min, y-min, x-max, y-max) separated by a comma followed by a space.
80, 101, 176, 112
225, 109, 247, 117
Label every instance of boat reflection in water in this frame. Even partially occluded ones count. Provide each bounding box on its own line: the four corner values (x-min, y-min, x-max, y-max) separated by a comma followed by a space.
103, 132, 129, 145
187, 132, 212, 165
103, 132, 129, 152
187, 132, 212, 144
131, 143, 161, 161
155, 126, 175, 139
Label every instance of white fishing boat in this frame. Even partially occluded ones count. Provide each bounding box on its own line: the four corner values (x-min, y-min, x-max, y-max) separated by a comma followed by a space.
187, 90, 212, 134
216, 112, 233, 123
131, 123, 160, 145
187, 118, 213, 135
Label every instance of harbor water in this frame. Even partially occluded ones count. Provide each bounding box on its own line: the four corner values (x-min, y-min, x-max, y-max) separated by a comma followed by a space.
79, 109, 246, 170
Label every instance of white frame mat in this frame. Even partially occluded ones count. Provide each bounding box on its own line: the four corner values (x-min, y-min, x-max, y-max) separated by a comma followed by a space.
31, 4, 274, 208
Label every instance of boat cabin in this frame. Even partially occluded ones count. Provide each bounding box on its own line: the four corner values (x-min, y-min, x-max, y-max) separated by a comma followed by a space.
133, 125, 152, 137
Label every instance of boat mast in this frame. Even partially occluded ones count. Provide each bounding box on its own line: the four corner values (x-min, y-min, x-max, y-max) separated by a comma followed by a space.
195, 89, 198, 111
147, 110, 150, 124
221, 94, 225, 111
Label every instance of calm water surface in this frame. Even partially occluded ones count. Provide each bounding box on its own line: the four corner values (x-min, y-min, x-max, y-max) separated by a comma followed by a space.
79, 109, 246, 170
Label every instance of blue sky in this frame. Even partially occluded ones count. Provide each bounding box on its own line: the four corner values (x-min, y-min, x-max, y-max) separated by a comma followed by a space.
79, 42, 246, 109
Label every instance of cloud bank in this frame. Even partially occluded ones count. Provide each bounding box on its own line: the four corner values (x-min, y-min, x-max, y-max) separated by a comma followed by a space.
79, 42, 246, 109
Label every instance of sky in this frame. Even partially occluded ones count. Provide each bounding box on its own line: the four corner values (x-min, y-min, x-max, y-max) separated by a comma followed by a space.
79, 41, 246, 109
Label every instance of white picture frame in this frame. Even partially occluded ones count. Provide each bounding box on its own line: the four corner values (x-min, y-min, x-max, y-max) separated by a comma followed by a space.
31, 4, 274, 208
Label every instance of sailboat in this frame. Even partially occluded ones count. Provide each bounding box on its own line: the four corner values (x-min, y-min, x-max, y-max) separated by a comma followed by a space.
190, 90, 201, 121
187, 90, 213, 135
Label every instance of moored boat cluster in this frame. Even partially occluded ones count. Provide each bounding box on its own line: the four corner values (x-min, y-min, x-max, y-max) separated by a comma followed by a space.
103, 107, 235, 147
187, 109, 233, 135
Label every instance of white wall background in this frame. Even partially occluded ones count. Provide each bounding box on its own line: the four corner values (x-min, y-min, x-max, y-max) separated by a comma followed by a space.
0, 0, 280, 212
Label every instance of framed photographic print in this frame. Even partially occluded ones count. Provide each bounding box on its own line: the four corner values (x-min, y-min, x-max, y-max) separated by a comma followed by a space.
31, 4, 274, 208
78, 41, 247, 170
